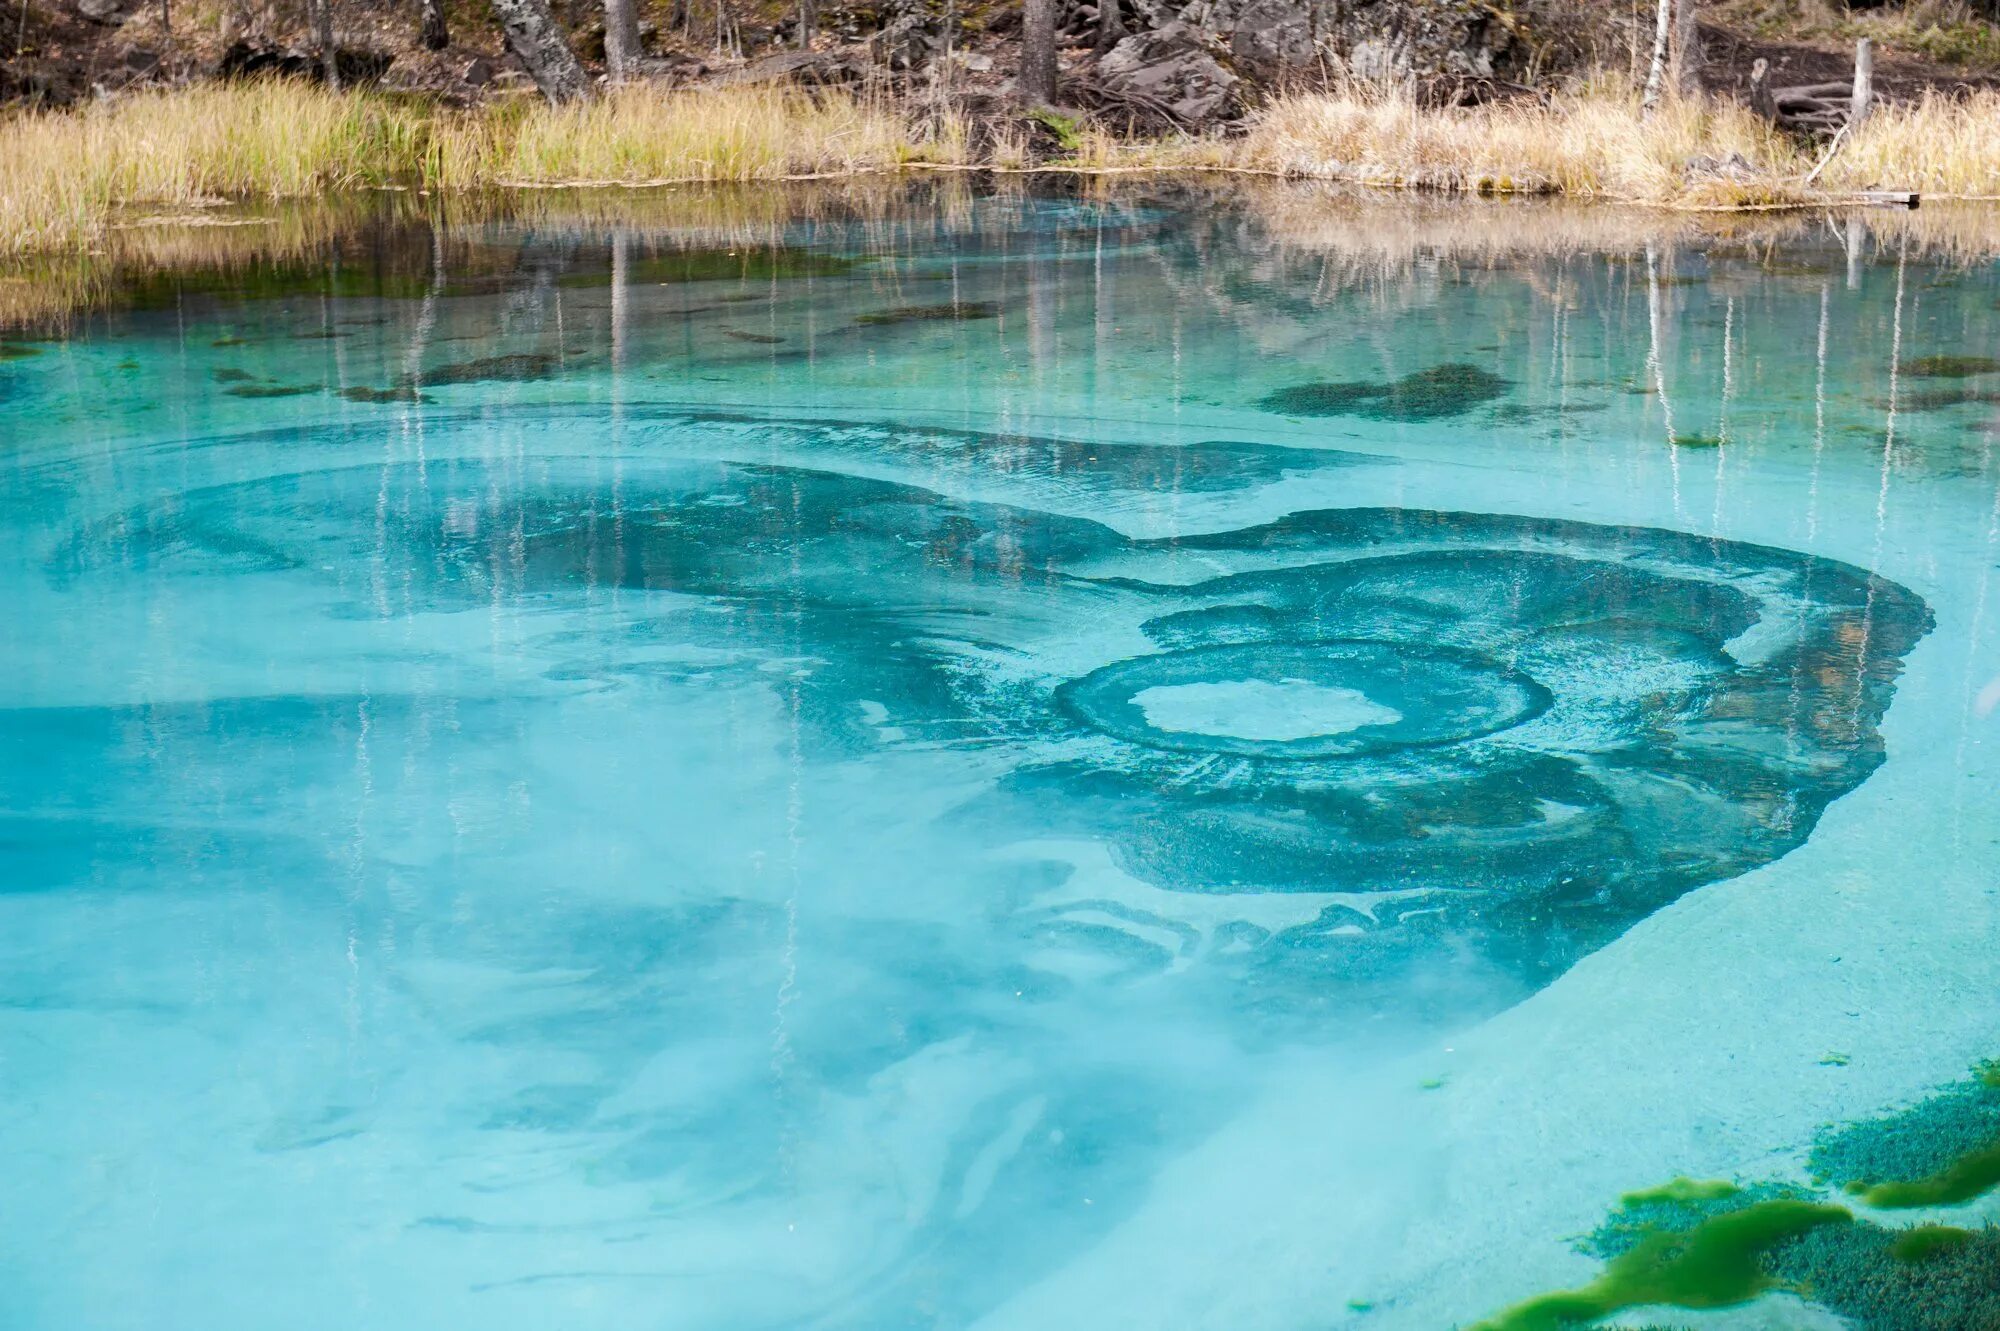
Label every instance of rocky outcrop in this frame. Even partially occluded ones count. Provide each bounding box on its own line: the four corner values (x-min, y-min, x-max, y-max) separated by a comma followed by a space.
1097, 20, 1241, 126
1123, 0, 1590, 93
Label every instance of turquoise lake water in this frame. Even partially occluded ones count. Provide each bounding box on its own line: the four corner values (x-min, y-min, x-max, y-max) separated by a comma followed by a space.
3, 184, 1998, 1329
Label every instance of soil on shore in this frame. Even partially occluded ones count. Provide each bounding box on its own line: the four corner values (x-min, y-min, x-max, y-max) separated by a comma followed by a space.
4, 0, 1999, 141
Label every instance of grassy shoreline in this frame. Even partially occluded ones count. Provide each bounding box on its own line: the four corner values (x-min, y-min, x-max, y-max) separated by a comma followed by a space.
4, 79, 2000, 256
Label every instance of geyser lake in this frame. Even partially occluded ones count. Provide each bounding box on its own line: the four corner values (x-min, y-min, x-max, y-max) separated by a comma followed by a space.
2, 183, 1997, 1330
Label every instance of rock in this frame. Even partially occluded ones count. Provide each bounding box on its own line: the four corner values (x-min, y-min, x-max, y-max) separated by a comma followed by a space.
463, 56, 497, 86
214, 40, 394, 85
73, 0, 141, 24
1164, 0, 1591, 86
706, 48, 859, 87
871, 12, 938, 71
1098, 21, 1242, 127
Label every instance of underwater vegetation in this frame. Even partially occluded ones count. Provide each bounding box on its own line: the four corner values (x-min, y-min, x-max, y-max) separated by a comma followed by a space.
1472, 1196, 1852, 1331
46, 410, 1932, 1026
338, 386, 432, 405
1473, 1061, 2000, 1331
0, 341, 45, 359
222, 383, 318, 399
557, 246, 857, 290
853, 301, 1001, 326
1897, 355, 2000, 378
1887, 385, 2000, 413
1811, 1060, 2000, 1209
1255, 364, 1511, 421
405, 352, 563, 388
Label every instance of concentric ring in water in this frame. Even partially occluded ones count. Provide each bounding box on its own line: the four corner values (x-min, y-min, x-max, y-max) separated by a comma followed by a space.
1056, 640, 1553, 759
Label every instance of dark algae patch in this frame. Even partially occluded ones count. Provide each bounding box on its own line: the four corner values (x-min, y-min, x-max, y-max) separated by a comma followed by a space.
854, 301, 1001, 327
1256, 364, 1510, 421
211, 368, 256, 384
340, 386, 433, 405
1889, 386, 2000, 413
0, 342, 43, 360
1670, 432, 1724, 449
407, 352, 561, 388
224, 383, 319, 398
1898, 355, 2000, 378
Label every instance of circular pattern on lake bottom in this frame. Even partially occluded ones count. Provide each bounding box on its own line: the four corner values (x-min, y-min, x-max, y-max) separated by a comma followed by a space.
1057, 641, 1552, 759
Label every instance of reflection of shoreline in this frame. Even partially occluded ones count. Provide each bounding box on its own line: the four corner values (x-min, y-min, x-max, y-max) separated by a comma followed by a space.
11, 177, 2000, 333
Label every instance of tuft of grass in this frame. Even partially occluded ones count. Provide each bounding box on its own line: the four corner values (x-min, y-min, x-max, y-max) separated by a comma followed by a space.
7, 75, 2000, 260
438, 84, 930, 187
1821, 90, 2000, 198
1239, 84, 1809, 206
0, 80, 429, 255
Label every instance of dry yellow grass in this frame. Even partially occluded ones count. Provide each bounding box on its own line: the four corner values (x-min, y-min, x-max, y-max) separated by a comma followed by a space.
429, 83, 962, 187
0, 81, 426, 255
4, 74, 2000, 259
1238, 84, 1810, 204
1820, 89, 2000, 197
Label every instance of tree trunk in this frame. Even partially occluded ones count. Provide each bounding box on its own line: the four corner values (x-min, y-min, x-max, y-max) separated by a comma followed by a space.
419, 0, 449, 50
1019, 0, 1057, 104
1850, 36, 1873, 128
1640, 0, 1670, 112
1672, 0, 1700, 95
315, 0, 339, 90
796, 0, 815, 49
1096, 0, 1121, 54
605, 0, 642, 78
491, 0, 594, 103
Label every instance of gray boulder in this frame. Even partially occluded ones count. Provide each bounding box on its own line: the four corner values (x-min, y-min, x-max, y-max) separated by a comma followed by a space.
1098, 21, 1241, 127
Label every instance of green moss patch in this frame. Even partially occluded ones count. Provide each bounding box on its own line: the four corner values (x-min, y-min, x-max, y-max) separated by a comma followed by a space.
1890, 1225, 1978, 1263
1860, 1144, 2000, 1209
1475, 1199, 1851, 1331
1256, 364, 1510, 422
1619, 1178, 1743, 1208
1811, 1063, 2000, 1208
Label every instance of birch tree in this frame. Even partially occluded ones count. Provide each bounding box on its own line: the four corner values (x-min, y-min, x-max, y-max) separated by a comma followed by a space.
1640, 0, 1671, 112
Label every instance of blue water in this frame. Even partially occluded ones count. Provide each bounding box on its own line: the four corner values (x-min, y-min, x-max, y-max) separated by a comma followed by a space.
3, 185, 1998, 1329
